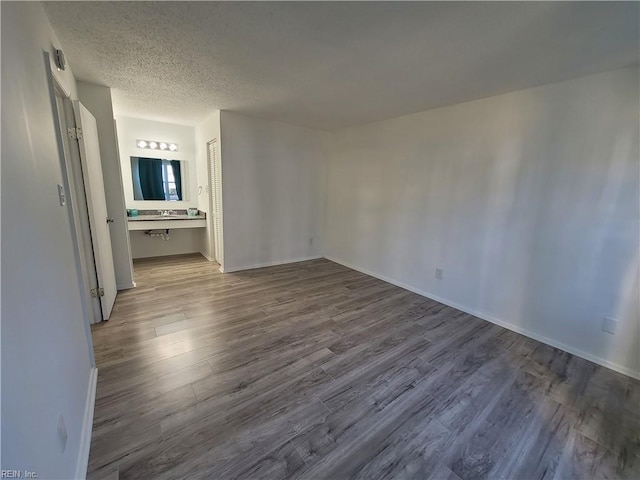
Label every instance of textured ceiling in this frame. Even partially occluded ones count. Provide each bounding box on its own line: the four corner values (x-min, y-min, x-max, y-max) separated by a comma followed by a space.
43, 2, 639, 130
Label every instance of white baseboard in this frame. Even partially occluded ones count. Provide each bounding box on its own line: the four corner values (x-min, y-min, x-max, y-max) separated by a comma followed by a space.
324, 255, 640, 380
200, 251, 224, 272
223, 256, 322, 273
200, 251, 215, 262
116, 282, 136, 290
75, 367, 98, 480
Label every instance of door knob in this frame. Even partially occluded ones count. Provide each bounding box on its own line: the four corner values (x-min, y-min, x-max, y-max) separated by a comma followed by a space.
106, 217, 114, 223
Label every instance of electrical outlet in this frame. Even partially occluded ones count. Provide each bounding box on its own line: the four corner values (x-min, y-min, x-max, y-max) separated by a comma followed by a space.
57, 415, 68, 453
602, 317, 618, 335
435, 268, 443, 280
309, 237, 314, 246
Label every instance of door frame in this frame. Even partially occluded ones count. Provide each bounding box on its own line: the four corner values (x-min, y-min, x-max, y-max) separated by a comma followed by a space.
206, 138, 223, 268
49, 68, 104, 326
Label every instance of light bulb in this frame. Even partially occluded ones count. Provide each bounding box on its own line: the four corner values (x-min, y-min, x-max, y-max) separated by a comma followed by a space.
169, 143, 178, 151
149, 141, 158, 149
137, 140, 147, 148
159, 142, 167, 150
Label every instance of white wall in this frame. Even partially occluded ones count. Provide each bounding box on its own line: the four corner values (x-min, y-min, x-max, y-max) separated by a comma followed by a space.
194, 111, 221, 261
325, 66, 640, 378
115, 117, 198, 211
219, 111, 328, 272
1, 3, 95, 478
77, 82, 135, 289
129, 230, 204, 259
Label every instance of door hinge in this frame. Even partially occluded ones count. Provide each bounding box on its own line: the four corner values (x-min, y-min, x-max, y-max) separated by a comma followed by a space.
68, 127, 83, 140
90, 287, 105, 298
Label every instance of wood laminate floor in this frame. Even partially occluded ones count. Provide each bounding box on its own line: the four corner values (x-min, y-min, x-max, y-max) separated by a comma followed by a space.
88, 254, 640, 480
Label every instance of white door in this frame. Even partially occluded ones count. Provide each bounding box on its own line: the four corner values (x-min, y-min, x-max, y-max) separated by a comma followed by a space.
207, 139, 223, 265
55, 90, 102, 325
73, 101, 117, 319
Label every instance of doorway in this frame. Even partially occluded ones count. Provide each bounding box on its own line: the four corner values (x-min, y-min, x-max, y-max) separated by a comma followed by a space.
51, 77, 117, 323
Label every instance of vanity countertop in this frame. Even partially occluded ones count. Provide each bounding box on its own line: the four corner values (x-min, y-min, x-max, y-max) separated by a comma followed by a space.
127, 210, 207, 231
128, 214, 206, 221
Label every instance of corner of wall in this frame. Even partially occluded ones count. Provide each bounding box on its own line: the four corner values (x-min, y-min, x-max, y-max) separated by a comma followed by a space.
74, 367, 98, 479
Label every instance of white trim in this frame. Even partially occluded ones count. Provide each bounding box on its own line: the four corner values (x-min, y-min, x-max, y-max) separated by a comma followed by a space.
200, 251, 215, 262
200, 251, 224, 273
116, 282, 136, 290
75, 367, 98, 480
324, 255, 640, 380
207, 138, 224, 266
223, 256, 322, 273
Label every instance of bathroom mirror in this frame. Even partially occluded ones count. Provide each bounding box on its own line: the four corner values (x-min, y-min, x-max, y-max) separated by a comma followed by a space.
130, 157, 186, 201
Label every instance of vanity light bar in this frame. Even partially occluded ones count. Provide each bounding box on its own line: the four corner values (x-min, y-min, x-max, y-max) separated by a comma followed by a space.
136, 139, 178, 152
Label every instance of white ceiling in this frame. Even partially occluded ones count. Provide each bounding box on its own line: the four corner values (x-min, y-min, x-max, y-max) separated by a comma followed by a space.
43, 1, 639, 130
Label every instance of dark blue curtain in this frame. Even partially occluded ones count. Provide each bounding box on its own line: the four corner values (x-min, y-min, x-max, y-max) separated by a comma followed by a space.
170, 160, 182, 200
138, 157, 165, 200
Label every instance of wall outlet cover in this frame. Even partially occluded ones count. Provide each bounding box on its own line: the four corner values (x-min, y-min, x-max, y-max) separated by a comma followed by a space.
435, 268, 443, 280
